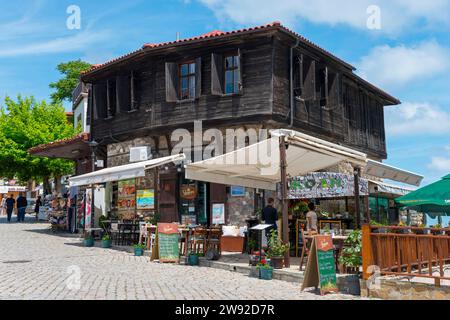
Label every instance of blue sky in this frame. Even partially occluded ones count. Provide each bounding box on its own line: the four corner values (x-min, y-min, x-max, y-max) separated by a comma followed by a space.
1, 0, 449, 186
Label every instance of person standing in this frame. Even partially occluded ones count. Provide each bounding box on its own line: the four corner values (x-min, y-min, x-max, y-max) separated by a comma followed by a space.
262, 198, 278, 236
5, 194, 15, 223
34, 196, 42, 221
306, 202, 318, 233
16, 193, 27, 222
0, 195, 6, 216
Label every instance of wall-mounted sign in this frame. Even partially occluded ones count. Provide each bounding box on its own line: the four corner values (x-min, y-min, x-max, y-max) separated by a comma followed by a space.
180, 185, 197, 200
288, 172, 369, 199
231, 186, 246, 197
136, 189, 155, 210
212, 203, 226, 225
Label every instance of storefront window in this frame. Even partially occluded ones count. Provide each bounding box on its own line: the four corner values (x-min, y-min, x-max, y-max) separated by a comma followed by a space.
369, 196, 389, 224
179, 178, 208, 225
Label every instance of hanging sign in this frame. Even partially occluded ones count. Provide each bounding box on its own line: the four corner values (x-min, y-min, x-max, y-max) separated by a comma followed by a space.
288, 172, 368, 199
301, 235, 338, 295
180, 185, 197, 200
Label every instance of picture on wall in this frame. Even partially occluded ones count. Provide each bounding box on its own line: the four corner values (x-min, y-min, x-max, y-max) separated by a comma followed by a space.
136, 189, 155, 210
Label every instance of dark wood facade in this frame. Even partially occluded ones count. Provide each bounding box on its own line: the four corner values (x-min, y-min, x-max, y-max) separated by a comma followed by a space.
82, 24, 398, 161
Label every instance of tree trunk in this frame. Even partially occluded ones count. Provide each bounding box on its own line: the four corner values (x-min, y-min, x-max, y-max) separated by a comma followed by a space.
54, 175, 62, 195
43, 177, 51, 196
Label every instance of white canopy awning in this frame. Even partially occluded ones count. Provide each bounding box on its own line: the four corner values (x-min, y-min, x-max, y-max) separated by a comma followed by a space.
364, 160, 423, 187
368, 180, 416, 197
185, 129, 367, 191
69, 154, 186, 187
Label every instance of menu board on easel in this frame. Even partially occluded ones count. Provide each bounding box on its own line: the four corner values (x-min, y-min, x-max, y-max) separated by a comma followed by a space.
153, 223, 179, 263
301, 235, 338, 295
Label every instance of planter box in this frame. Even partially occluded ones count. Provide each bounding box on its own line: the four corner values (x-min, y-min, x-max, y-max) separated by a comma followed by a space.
134, 248, 144, 256
102, 240, 111, 248
249, 266, 260, 279
270, 256, 284, 269
84, 238, 94, 247
260, 267, 273, 280
221, 236, 245, 252
188, 254, 199, 266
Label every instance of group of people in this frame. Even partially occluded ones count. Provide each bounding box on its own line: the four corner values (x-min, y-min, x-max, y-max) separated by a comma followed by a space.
0, 193, 42, 223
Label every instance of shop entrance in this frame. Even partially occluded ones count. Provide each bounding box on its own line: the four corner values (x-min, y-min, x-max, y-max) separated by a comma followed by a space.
178, 176, 209, 226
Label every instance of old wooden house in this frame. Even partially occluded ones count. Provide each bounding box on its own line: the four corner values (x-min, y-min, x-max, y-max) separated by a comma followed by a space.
78, 21, 399, 225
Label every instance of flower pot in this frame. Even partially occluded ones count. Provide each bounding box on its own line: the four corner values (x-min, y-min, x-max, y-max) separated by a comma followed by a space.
259, 267, 273, 280
102, 239, 111, 248
134, 248, 144, 256
249, 266, 260, 279
84, 238, 94, 247
188, 254, 199, 266
270, 256, 284, 269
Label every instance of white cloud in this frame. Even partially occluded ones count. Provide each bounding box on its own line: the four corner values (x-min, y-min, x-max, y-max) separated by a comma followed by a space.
198, 0, 450, 33
0, 30, 111, 57
356, 41, 450, 89
385, 102, 450, 136
429, 157, 450, 173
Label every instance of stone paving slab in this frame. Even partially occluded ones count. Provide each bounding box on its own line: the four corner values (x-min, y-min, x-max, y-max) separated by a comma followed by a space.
0, 215, 365, 300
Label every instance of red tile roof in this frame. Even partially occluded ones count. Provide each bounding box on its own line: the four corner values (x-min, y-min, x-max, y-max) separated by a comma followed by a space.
28, 133, 90, 155
82, 21, 354, 76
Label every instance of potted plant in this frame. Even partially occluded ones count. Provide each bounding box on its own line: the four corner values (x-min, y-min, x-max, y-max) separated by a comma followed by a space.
249, 250, 265, 266
102, 234, 111, 248
133, 244, 146, 256
84, 233, 94, 247
416, 224, 430, 235
257, 259, 273, 280
267, 230, 289, 269
187, 252, 200, 266
339, 230, 362, 274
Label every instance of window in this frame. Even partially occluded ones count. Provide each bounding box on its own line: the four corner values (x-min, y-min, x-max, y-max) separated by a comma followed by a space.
180, 62, 196, 100
224, 55, 240, 94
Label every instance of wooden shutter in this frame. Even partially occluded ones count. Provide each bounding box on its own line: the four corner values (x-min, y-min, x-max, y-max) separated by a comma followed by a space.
116, 75, 131, 113
211, 53, 223, 95
237, 48, 243, 93
328, 71, 340, 107
86, 86, 92, 124
93, 83, 107, 119
302, 58, 316, 101
165, 62, 178, 102
195, 57, 202, 99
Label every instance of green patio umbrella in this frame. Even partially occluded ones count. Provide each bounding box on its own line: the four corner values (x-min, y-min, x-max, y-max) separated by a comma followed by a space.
395, 174, 450, 213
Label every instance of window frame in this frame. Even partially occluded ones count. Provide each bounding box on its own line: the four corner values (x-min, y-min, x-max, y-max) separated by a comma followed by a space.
179, 60, 196, 101
223, 53, 240, 95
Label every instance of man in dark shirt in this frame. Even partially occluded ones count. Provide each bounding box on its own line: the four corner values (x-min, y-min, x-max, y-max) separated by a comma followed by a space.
262, 198, 278, 236
5, 194, 15, 223
16, 193, 27, 222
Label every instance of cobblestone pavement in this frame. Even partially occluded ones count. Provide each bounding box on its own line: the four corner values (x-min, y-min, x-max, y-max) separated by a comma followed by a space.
0, 216, 363, 300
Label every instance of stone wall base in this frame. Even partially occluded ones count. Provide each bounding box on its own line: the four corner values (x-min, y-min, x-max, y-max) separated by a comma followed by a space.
360, 278, 450, 300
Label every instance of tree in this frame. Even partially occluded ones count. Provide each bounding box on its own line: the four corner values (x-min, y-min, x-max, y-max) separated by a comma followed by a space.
0, 96, 76, 182
49, 60, 92, 104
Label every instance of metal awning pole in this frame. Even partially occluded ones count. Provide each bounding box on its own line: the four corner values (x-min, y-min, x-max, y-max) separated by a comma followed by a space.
280, 136, 290, 267
354, 167, 361, 228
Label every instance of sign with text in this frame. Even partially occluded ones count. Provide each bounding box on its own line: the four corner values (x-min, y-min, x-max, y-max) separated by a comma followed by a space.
288, 172, 368, 199
212, 203, 225, 225
301, 235, 338, 295
157, 223, 180, 263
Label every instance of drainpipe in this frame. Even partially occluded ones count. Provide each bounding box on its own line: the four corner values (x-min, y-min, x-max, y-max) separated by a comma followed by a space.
290, 39, 300, 127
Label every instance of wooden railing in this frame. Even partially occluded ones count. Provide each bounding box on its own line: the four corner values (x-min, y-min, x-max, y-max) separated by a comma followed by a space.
362, 224, 450, 287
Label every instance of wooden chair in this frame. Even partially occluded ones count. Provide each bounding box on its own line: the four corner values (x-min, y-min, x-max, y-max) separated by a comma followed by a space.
206, 228, 222, 255
110, 222, 120, 245
299, 230, 312, 271
188, 227, 208, 254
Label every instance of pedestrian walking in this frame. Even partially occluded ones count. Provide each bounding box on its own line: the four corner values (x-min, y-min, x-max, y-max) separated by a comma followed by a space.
34, 195, 42, 221
0, 195, 6, 216
16, 193, 27, 222
5, 194, 15, 223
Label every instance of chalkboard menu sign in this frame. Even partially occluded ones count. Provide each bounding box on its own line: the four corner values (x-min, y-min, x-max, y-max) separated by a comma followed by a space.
301, 235, 338, 295
157, 223, 180, 263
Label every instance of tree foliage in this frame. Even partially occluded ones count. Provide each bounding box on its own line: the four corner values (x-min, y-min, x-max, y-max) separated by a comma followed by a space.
0, 96, 76, 182
49, 60, 92, 104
